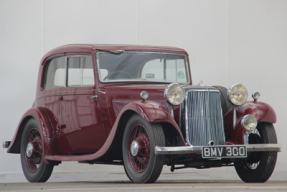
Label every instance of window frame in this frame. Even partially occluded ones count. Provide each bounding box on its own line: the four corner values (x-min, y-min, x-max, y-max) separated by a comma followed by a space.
95, 51, 191, 85
42, 56, 67, 91
66, 55, 95, 88
42, 55, 95, 91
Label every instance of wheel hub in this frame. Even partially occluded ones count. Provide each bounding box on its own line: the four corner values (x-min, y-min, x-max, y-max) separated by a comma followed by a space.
26, 142, 34, 157
131, 141, 139, 156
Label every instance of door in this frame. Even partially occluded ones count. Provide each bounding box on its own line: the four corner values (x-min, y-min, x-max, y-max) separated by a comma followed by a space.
41, 56, 66, 155
59, 55, 107, 154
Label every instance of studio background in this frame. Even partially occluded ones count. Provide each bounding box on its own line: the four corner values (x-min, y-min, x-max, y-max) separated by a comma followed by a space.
1, 0, 286, 182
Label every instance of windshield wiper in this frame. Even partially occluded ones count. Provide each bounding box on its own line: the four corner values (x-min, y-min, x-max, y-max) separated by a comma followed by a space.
96, 49, 124, 55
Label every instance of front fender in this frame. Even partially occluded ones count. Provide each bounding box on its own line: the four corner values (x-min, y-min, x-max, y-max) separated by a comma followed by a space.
120, 100, 185, 142
224, 101, 277, 144
237, 101, 276, 123
7, 107, 60, 157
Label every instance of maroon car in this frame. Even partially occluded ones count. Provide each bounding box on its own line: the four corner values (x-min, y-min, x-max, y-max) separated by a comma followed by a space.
3, 44, 281, 183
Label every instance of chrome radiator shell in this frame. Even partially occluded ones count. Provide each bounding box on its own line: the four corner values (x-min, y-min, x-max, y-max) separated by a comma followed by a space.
181, 88, 226, 146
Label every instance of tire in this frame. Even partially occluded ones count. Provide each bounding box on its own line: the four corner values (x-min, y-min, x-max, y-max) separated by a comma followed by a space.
122, 114, 165, 183
235, 123, 278, 182
20, 119, 54, 182
213, 86, 233, 115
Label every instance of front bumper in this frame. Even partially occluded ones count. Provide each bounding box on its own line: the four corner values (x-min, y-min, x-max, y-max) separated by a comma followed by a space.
155, 144, 281, 155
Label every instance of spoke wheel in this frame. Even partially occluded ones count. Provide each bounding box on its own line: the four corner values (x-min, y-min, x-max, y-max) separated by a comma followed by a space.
123, 114, 165, 183
25, 128, 43, 172
235, 123, 278, 183
128, 124, 151, 173
20, 119, 54, 182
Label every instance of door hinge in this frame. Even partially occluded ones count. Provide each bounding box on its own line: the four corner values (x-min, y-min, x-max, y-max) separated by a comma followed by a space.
60, 124, 66, 129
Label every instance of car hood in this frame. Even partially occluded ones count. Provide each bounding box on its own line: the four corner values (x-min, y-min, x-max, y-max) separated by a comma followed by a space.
100, 83, 191, 105
99, 83, 189, 126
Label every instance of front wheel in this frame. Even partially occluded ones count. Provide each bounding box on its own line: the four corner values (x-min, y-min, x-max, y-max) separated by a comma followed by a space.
20, 119, 54, 182
122, 114, 165, 183
235, 123, 278, 182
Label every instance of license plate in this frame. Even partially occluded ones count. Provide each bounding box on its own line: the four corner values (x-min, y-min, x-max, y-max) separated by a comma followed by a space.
202, 146, 247, 158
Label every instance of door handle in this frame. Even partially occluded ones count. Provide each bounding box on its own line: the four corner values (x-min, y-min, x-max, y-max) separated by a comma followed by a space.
90, 95, 98, 99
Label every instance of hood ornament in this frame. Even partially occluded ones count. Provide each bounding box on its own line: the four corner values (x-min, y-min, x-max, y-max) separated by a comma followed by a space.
197, 81, 205, 86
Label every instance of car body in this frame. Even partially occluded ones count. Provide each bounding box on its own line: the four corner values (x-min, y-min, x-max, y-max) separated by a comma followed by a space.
3, 44, 281, 183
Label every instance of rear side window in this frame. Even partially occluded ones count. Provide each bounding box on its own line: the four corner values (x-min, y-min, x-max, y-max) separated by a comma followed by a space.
43, 57, 66, 90
67, 56, 94, 87
43, 55, 94, 91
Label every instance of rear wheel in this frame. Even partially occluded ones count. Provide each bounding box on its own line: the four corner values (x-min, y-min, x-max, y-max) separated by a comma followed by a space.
122, 114, 165, 183
20, 119, 54, 182
235, 123, 277, 182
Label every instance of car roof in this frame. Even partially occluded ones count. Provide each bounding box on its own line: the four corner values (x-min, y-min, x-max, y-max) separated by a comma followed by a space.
42, 44, 188, 62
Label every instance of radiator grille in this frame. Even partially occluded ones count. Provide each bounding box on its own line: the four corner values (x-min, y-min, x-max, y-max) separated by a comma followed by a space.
185, 89, 225, 146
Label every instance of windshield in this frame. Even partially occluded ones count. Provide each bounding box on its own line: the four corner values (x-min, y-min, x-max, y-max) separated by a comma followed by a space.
96, 52, 189, 83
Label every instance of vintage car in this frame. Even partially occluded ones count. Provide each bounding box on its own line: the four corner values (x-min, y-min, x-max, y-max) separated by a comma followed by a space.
3, 44, 281, 183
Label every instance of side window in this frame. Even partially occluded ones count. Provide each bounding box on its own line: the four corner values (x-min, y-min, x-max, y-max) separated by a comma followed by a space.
44, 57, 66, 90
67, 56, 94, 87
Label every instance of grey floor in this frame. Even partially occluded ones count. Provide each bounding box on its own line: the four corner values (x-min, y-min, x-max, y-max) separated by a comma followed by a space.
1, 165, 287, 192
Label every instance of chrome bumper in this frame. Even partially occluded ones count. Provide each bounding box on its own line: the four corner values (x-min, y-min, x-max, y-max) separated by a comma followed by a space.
155, 144, 281, 155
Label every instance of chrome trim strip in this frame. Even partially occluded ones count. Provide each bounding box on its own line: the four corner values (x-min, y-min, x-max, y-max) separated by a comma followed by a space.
246, 144, 281, 152
154, 144, 281, 155
96, 80, 189, 84
185, 89, 219, 92
233, 107, 237, 129
170, 106, 174, 118
155, 146, 202, 155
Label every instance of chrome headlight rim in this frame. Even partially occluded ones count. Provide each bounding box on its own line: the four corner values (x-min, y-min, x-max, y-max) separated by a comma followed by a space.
227, 83, 248, 106
241, 114, 257, 132
164, 83, 185, 106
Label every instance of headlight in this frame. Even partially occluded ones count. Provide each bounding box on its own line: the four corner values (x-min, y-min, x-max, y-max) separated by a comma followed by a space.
227, 84, 248, 105
241, 115, 257, 131
164, 83, 185, 105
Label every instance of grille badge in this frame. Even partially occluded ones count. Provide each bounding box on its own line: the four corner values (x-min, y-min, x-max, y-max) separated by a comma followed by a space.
208, 140, 215, 146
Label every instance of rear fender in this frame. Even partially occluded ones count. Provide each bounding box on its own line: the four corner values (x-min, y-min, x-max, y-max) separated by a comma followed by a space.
224, 101, 276, 144
7, 107, 60, 159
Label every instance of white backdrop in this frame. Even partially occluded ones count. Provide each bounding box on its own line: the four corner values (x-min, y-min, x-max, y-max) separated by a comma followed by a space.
1, 0, 287, 180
